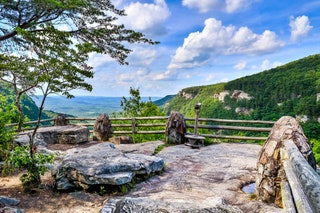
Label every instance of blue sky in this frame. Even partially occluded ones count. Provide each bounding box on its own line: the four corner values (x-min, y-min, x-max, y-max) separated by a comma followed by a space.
74, 0, 320, 97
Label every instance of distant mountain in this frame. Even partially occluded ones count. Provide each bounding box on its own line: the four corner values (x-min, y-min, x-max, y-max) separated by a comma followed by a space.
31, 96, 161, 118
153, 95, 176, 107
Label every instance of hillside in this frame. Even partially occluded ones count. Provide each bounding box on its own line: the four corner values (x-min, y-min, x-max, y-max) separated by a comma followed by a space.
0, 82, 49, 121
153, 95, 176, 108
165, 54, 320, 119
164, 54, 320, 142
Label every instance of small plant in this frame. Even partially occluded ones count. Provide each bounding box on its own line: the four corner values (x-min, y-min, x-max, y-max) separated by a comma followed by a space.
310, 139, 320, 166
6, 145, 54, 190
99, 185, 107, 195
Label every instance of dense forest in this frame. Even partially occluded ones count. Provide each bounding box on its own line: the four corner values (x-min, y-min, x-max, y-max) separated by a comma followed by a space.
164, 54, 320, 163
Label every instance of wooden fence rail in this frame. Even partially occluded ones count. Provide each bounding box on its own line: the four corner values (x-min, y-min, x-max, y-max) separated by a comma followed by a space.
281, 139, 320, 212
8, 116, 275, 141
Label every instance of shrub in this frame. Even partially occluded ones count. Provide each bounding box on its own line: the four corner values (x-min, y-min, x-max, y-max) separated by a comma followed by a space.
6, 145, 54, 190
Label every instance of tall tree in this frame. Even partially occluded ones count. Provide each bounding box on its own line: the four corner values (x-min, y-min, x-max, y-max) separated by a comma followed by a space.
0, 0, 158, 188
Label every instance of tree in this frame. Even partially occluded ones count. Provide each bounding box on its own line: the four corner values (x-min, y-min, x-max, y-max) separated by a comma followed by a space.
0, 54, 40, 131
0, 0, 158, 189
0, 0, 158, 131
120, 87, 164, 117
0, 94, 17, 162
120, 87, 165, 142
120, 87, 143, 117
0, 0, 157, 64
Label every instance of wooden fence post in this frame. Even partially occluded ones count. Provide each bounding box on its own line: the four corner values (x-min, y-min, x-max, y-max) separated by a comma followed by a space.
132, 118, 136, 134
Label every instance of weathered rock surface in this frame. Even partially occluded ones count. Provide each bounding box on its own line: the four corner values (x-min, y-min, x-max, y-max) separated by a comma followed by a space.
15, 125, 89, 146
109, 136, 134, 145
0, 196, 20, 206
255, 116, 317, 207
53, 142, 165, 191
165, 112, 186, 144
101, 143, 282, 213
116, 140, 164, 155
101, 197, 242, 213
54, 114, 69, 126
0, 196, 23, 213
93, 113, 112, 141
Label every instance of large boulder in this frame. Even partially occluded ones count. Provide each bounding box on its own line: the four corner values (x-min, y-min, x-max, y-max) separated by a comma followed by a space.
53, 142, 164, 191
15, 125, 89, 146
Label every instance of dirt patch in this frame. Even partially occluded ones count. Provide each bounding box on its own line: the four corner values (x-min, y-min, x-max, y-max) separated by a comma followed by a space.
0, 172, 107, 213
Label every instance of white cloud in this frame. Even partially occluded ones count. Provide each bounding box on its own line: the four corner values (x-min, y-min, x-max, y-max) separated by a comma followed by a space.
260, 59, 283, 70
168, 18, 284, 70
127, 46, 158, 67
182, 0, 222, 13
182, 0, 258, 13
152, 69, 178, 81
290, 15, 313, 41
121, 0, 170, 35
205, 74, 215, 82
87, 53, 114, 68
234, 61, 247, 70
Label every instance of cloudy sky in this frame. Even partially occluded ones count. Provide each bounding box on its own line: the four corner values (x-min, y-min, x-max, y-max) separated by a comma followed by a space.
74, 0, 320, 97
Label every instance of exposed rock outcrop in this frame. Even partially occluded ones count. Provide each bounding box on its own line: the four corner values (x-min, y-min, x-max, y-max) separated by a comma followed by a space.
255, 116, 316, 207
101, 197, 242, 213
214, 91, 230, 102
231, 90, 252, 100
100, 143, 282, 213
53, 142, 164, 191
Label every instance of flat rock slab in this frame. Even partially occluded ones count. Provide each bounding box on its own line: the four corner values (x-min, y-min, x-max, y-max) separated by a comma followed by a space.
102, 143, 282, 213
15, 125, 89, 146
53, 142, 164, 191
115, 141, 165, 155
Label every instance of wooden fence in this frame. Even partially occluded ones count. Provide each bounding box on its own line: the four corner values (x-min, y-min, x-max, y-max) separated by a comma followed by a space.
281, 139, 320, 212
10, 116, 275, 141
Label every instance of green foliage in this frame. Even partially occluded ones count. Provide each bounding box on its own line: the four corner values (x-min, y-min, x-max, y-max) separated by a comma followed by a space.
310, 139, 320, 165
0, 0, 157, 64
0, 95, 17, 162
0, 0, 158, 189
6, 145, 54, 190
165, 54, 320, 162
119, 87, 165, 142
